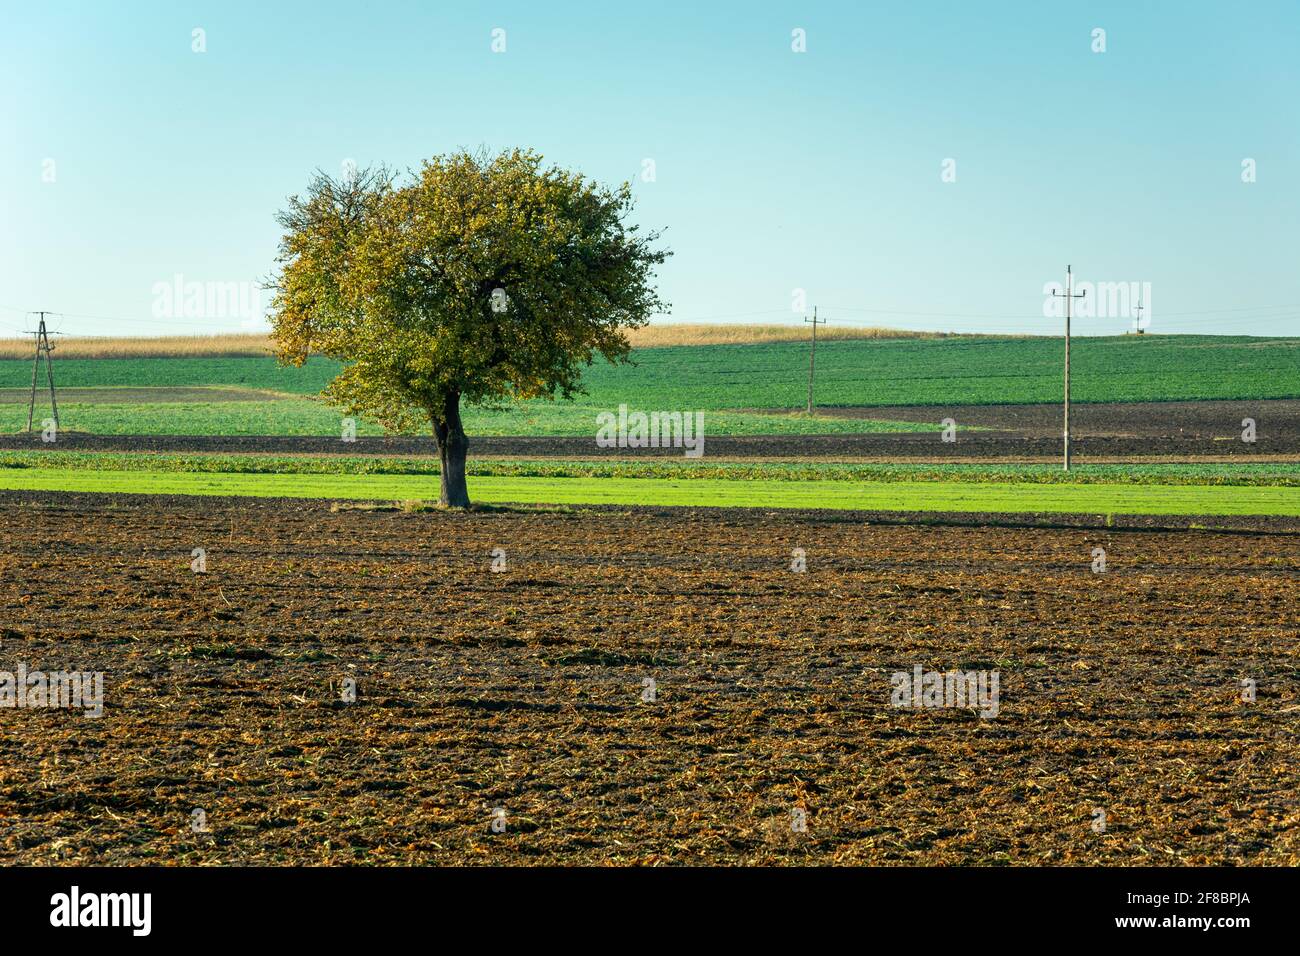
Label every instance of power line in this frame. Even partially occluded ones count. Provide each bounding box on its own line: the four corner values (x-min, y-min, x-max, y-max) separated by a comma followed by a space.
21, 312, 61, 432
804, 307, 825, 413
1051, 266, 1087, 472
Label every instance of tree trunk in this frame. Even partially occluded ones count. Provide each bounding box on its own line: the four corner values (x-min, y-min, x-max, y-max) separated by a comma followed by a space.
431, 390, 471, 508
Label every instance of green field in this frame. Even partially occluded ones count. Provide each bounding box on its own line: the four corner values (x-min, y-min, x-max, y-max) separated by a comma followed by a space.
3, 451, 1298, 486
0, 400, 928, 437
4, 335, 1295, 517
4, 335, 1297, 403
3, 334, 1297, 437
1, 466, 1295, 515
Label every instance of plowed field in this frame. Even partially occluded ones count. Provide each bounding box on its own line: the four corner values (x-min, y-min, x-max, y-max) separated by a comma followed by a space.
1, 494, 1296, 865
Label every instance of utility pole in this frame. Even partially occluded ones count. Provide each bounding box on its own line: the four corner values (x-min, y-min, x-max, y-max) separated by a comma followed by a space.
1133, 293, 1145, 334
25, 312, 60, 432
804, 307, 825, 414
1051, 267, 1086, 471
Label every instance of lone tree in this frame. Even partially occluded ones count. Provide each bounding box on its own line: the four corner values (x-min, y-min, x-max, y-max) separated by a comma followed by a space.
269, 148, 669, 506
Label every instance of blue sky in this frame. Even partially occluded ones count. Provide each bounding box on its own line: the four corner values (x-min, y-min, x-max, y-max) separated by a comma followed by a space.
2, 0, 1297, 337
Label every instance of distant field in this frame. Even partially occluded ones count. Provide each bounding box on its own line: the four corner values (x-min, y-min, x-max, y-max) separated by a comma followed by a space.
2, 334, 1295, 437
0, 401, 927, 437
0, 386, 284, 404
1, 467, 1296, 515
1, 335, 1294, 403
0, 332, 274, 360
0, 324, 953, 359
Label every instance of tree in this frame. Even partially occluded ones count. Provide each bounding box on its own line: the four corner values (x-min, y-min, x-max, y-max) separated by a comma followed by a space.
268, 148, 669, 506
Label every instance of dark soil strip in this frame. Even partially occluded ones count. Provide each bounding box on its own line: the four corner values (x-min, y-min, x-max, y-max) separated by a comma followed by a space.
793, 398, 1300, 442
0, 431, 1295, 458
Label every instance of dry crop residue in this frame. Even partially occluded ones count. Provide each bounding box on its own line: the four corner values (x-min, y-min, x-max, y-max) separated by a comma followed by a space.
0, 494, 1296, 865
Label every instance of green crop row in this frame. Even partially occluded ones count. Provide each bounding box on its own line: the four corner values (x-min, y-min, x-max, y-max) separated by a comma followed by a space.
3, 451, 1297, 486
1, 468, 1296, 516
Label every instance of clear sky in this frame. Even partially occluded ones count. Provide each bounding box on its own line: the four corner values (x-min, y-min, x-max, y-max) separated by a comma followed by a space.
2, 0, 1297, 337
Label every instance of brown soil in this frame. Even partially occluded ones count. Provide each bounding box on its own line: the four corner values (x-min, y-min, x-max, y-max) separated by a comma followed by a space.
1, 494, 1296, 865
808, 398, 1300, 440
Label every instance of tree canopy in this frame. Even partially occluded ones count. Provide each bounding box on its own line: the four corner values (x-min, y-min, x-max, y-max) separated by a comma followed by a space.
269, 148, 670, 505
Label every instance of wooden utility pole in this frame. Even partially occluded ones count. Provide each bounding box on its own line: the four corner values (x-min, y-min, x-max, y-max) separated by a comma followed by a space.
25, 312, 60, 432
804, 307, 825, 413
1051, 267, 1086, 471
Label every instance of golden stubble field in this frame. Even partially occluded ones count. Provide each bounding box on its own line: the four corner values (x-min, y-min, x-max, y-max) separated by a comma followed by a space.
0, 324, 956, 360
